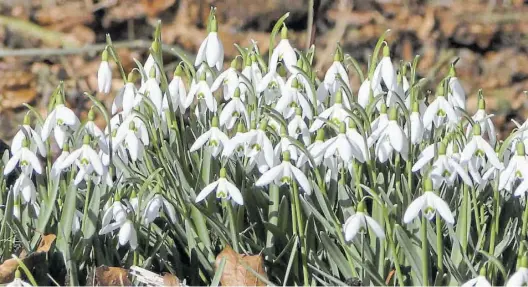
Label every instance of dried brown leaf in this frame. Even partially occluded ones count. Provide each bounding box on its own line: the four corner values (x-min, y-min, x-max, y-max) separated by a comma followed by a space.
162, 273, 181, 286
215, 246, 267, 286
140, 0, 176, 18
0, 258, 18, 284
37, 234, 56, 253
95, 266, 131, 286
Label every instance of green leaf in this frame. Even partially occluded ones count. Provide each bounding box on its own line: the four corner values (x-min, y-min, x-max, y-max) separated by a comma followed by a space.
395, 224, 423, 286
319, 232, 352, 278
268, 13, 290, 67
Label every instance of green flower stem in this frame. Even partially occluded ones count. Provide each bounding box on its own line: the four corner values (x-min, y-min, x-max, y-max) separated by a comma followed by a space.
292, 181, 309, 286
471, 186, 482, 237
80, 180, 92, 232
266, 184, 280, 256
422, 217, 429, 286
460, 185, 469, 254
224, 199, 240, 253
522, 199, 528, 239
436, 215, 444, 281
383, 206, 404, 287
353, 162, 364, 199
489, 182, 500, 256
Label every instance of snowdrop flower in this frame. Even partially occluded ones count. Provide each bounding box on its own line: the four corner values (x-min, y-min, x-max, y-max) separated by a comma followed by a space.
13, 173, 36, 204
194, 16, 224, 70
466, 95, 496, 147
189, 116, 229, 158
370, 103, 389, 133
143, 52, 161, 83
323, 122, 365, 163
4, 139, 42, 176
185, 73, 217, 112
211, 58, 240, 101
275, 78, 313, 120
343, 201, 385, 241
84, 108, 108, 152
371, 45, 397, 91
143, 194, 177, 224
461, 124, 504, 170
501, 142, 528, 196
256, 151, 311, 194
357, 79, 371, 109
447, 64, 466, 112
269, 26, 297, 73
196, 168, 243, 205
506, 257, 528, 287
309, 90, 349, 132
257, 63, 286, 105
163, 65, 187, 114
345, 120, 369, 161
11, 114, 46, 157
113, 75, 138, 115
369, 107, 408, 163
97, 48, 112, 94
7, 269, 31, 287
403, 179, 454, 224
297, 129, 326, 167
143, 66, 163, 115
219, 88, 249, 130
317, 49, 351, 104
41, 97, 80, 148
422, 82, 457, 130
462, 268, 491, 287
242, 53, 263, 91
99, 201, 138, 249
412, 142, 472, 188
113, 116, 149, 162
60, 135, 104, 185
288, 108, 311, 145
407, 102, 424, 145
51, 144, 70, 180
274, 126, 299, 163
13, 196, 21, 220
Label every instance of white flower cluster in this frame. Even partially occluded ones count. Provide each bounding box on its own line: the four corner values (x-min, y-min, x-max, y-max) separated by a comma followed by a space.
5, 9, 528, 286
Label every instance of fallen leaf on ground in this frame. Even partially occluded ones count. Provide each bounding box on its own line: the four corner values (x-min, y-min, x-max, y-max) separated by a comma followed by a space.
95, 266, 131, 286
215, 245, 267, 286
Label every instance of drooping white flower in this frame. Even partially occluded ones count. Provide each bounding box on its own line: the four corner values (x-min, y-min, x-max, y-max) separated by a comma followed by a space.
196, 168, 243, 205
343, 201, 385, 241
223, 120, 275, 172
309, 90, 349, 132
357, 79, 371, 109
288, 108, 311, 145
369, 107, 408, 163
413, 142, 472, 188
269, 26, 297, 73
257, 65, 285, 105
256, 151, 311, 194
466, 96, 496, 147
6, 270, 32, 287
316, 50, 351, 104
194, 16, 224, 70
219, 88, 249, 130
274, 127, 300, 163
506, 262, 528, 287
84, 108, 108, 152
41, 99, 80, 148
60, 135, 104, 185
51, 145, 70, 180
242, 53, 263, 91
403, 179, 454, 224
4, 140, 42, 176
163, 66, 188, 114
12, 173, 36, 204
407, 102, 424, 145
185, 74, 217, 112
211, 59, 240, 101
11, 115, 46, 158
371, 45, 397, 91
97, 48, 112, 94
500, 142, 528, 196
189, 116, 229, 158
99, 201, 138, 250
275, 78, 313, 120
447, 65, 466, 112
143, 53, 161, 83
422, 85, 458, 130
143, 194, 177, 224
113, 115, 149, 162
461, 124, 504, 171
322, 122, 365, 164
462, 268, 491, 287
142, 67, 163, 115
113, 81, 138, 116
297, 129, 326, 168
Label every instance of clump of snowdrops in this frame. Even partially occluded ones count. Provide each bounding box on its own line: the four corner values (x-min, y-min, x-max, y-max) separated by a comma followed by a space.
2, 9, 528, 286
